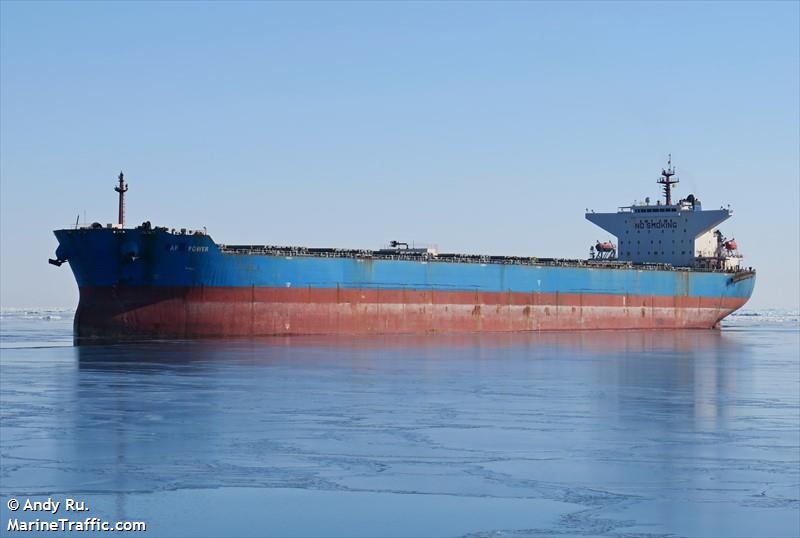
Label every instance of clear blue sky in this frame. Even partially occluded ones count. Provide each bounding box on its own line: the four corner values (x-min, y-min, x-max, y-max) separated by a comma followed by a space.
1, 1, 798, 310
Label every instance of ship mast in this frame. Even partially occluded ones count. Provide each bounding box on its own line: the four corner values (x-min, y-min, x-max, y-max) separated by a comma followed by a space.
114, 171, 128, 227
657, 154, 679, 205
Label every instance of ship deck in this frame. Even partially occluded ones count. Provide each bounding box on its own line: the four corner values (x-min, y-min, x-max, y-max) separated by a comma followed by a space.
217, 244, 751, 274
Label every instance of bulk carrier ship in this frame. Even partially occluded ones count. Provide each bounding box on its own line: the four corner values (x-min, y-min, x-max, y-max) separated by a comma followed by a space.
50, 159, 755, 337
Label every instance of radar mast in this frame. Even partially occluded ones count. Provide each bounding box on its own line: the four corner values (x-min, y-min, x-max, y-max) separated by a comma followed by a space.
657, 154, 679, 205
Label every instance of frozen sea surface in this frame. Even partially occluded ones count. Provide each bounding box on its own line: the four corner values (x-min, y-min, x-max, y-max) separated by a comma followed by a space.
0, 309, 798, 537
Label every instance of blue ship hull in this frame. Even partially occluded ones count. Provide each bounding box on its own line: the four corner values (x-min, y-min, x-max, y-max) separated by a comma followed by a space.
52, 227, 755, 337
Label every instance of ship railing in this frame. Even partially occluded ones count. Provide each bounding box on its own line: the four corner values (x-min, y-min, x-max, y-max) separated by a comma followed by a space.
217, 244, 749, 273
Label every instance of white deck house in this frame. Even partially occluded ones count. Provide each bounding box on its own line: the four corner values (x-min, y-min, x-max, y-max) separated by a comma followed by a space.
586, 159, 737, 268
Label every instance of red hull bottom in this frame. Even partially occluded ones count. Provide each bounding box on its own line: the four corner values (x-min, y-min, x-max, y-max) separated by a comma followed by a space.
74, 286, 749, 338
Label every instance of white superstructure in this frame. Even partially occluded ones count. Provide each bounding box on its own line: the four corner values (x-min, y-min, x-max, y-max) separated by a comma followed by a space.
586, 158, 741, 269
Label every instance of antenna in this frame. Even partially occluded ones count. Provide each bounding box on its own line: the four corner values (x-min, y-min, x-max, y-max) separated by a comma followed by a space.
114, 171, 128, 227
656, 154, 679, 205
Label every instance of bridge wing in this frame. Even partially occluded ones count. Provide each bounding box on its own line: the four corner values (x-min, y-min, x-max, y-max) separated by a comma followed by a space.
585, 212, 628, 238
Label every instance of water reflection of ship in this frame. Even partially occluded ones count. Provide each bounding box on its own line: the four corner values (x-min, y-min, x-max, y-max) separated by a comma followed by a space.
72, 330, 741, 524
75, 331, 737, 422
75, 330, 731, 364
